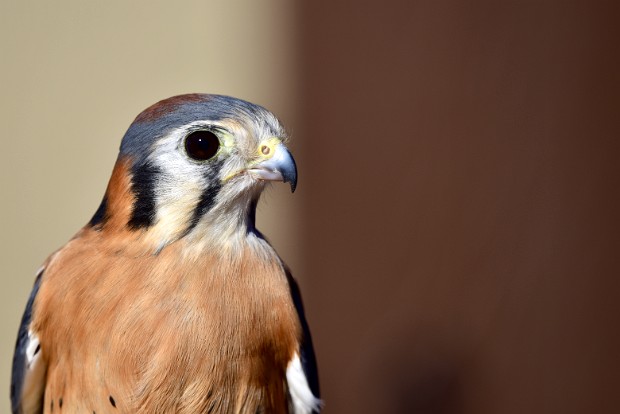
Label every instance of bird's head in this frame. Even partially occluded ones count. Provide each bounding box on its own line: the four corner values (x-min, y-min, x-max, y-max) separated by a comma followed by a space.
90, 94, 297, 252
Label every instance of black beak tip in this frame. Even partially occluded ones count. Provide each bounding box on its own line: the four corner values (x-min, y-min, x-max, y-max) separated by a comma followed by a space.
282, 158, 298, 193
284, 171, 297, 193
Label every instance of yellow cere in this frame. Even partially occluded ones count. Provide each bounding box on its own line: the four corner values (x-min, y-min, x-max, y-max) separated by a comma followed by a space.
222, 137, 282, 183
256, 137, 282, 160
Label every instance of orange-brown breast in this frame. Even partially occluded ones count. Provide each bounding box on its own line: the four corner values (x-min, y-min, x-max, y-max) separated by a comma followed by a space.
32, 223, 301, 413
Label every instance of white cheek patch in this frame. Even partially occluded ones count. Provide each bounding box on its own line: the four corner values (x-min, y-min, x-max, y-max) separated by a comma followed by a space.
146, 123, 259, 250
147, 131, 209, 245
286, 353, 322, 414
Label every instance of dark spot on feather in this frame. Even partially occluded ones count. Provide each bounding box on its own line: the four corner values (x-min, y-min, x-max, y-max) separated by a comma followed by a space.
109, 396, 116, 408
89, 196, 108, 227
50, 400, 53, 412
34, 344, 40, 355
59, 397, 63, 408
128, 163, 160, 229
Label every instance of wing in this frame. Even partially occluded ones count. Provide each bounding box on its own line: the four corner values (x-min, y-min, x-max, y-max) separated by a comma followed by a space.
285, 269, 322, 414
11, 267, 47, 414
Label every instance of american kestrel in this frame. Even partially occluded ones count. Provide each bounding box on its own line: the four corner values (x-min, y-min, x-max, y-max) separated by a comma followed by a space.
11, 94, 321, 414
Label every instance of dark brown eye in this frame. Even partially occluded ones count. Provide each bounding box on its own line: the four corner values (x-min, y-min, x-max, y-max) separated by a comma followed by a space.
184, 130, 220, 161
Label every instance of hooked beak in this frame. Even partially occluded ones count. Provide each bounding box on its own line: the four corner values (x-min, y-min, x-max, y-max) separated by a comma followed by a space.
248, 142, 298, 192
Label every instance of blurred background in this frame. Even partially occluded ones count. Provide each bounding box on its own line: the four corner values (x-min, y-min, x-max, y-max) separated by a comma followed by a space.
1, 1, 619, 413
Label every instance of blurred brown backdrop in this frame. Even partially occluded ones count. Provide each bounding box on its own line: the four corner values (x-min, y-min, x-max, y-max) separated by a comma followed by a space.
298, 1, 620, 413
2, 1, 620, 414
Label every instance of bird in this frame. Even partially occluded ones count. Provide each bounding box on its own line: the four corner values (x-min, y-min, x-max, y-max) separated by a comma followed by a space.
10, 94, 321, 414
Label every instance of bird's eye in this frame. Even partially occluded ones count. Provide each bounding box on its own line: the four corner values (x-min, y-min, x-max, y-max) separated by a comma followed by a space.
184, 130, 220, 161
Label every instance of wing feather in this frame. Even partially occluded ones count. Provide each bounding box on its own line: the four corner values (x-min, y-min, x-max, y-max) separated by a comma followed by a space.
285, 269, 322, 413
11, 268, 47, 414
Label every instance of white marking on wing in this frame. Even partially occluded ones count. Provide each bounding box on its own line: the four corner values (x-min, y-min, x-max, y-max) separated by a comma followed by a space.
286, 353, 321, 414
21, 330, 46, 413
25, 331, 40, 368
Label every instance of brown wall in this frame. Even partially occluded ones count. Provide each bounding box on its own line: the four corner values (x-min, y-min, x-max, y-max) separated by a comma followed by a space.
299, 1, 620, 413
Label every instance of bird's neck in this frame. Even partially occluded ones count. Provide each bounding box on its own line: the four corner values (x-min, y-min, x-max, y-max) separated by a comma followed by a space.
177, 194, 264, 256
89, 158, 266, 256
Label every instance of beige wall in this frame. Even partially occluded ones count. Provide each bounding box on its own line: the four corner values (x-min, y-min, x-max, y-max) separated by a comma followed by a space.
0, 2, 301, 411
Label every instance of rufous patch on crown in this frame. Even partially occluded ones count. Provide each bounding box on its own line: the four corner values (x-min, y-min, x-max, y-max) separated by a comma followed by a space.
134, 94, 208, 123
